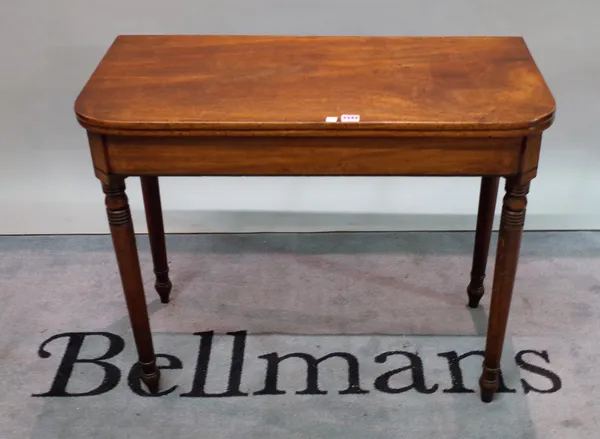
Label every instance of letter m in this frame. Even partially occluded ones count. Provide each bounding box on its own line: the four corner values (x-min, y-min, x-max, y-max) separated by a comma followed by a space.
254, 352, 368, 396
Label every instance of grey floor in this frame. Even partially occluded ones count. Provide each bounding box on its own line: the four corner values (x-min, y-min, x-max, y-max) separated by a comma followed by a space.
1, 232, 599, 438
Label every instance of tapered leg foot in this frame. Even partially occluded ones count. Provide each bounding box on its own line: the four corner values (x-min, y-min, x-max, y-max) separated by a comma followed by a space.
467, 279, 485, 308
141, 176, 172, 303
140, 360, 161, 394
467, 177, 499, 308
480, 389, 494, 403
155, 273, 172, 304
480, 177, 530, 403
479, 365, 499, 403
103, 177, 159, 395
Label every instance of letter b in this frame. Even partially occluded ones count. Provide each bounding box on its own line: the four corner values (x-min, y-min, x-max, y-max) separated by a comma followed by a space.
32, 332, 124, 397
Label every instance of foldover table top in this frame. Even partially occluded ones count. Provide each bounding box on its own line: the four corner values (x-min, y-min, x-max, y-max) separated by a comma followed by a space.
75, 35, 555, 135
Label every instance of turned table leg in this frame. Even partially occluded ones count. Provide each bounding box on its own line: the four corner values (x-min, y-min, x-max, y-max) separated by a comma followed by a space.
479, 177, 529, 402
467, 176, 499, 308
141, 176, 172, 303
103, 176, 160, 393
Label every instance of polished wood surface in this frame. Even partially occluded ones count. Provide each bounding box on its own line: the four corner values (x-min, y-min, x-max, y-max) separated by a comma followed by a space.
75, 35, 555, 136
467, 177, 500, 308
141, 176, 172, 303
76, 35, 556, 401
102, 177, 160, 393
103, 136, 522, 176
480, 177, 531, 403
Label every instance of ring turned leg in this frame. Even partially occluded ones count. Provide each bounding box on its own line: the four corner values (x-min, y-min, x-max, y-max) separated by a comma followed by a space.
103, 177, 161, 393
467, 177, 499, 308
479, 178, 529, 402
141, 176, 172, 303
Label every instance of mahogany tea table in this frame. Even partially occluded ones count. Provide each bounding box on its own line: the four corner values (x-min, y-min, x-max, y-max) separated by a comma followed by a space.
74, 35, 556, 402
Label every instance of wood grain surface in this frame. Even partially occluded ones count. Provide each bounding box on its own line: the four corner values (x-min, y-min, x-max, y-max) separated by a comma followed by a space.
75, 35, 555, 135
103, 135, 522, 176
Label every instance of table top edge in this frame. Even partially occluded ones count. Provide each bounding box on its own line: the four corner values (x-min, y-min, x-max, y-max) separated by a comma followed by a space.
74, 107, 556, 136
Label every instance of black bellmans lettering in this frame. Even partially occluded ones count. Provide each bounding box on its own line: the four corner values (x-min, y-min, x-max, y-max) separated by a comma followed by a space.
32, 331, 562, 398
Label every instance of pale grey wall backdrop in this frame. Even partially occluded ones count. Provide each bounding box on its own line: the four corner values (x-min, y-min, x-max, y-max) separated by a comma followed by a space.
1, 1, 598, 234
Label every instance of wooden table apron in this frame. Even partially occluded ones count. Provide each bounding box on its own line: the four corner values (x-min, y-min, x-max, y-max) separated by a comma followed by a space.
75, 35, 556, 403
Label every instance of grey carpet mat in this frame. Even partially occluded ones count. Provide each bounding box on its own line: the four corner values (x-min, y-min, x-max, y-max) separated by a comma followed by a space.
1, 232, 599, 438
